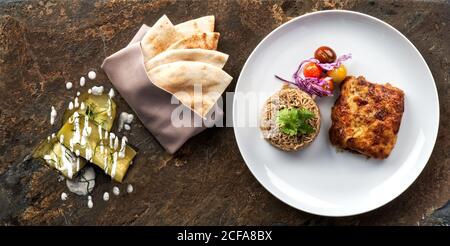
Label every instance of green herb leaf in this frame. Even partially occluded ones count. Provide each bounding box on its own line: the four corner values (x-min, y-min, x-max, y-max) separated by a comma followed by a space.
276, 108, 315, 136
85, 105, 94, 119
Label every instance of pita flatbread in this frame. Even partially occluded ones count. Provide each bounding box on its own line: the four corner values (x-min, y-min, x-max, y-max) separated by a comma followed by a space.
167, 32, 220, 51
145, 49, 229, 71
147, 61, 233, 117
175, 16, 215, 38
141, 15, 179, 60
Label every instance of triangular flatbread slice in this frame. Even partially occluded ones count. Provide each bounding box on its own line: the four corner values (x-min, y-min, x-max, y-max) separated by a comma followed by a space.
145, 49, 229, 71
166, 32, 220, 51
147, 61, 233, 117
141, 15, 180, 61
175, 16, 215, 38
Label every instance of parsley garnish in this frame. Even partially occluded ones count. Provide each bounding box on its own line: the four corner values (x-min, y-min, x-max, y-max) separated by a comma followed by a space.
277, 108, 315, 136
85, 105, 94, 119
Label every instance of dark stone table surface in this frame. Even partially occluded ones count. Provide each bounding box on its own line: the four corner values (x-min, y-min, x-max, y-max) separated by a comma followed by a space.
0, 0, 449, 225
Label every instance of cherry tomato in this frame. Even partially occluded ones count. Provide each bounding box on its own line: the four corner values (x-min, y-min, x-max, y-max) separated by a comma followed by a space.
327, 64, 347, 84
314, 46, 336, 63
303, 62, 322, 78
322, 78, 335, 91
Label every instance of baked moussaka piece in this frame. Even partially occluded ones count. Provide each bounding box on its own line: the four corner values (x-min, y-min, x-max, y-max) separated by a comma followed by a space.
329, 76, 404, 159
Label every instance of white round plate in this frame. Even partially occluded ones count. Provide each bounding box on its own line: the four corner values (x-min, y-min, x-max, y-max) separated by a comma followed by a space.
233, 10, 439, 216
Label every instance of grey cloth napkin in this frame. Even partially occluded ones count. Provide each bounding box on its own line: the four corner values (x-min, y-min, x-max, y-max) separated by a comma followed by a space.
102, 25, 223, 154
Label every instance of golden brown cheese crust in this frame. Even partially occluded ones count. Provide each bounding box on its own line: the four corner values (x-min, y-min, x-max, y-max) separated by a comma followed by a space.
329, 76, 405, 159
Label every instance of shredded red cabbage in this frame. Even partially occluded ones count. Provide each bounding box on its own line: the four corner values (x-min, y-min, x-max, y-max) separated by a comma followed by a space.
275, 53, 351, 97
313, 53, 352, 71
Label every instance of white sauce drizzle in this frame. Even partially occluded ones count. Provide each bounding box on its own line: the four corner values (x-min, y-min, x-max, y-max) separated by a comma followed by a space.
88, 71, 96, 80
60, 144, 74, 179
108, 88, 115, 98
80, 115, 92, 146
98, 125, 103, 140
103, 155, 109, 174
77, 91, 80, 96
79, 76, 86, 87
69, 112, 82, 153
65, 82, 73, 90
112, 186, 120, 196
61, 192, 68, 201
119, 136, 127, 158
74, 97, 79, 108
124, 124, 131, 131
114, 137, 119, 150
107, 101, 112, 117
57, 175, 65, 182
91, 86, 104, 95
109, 133, 115, 149
76, 157, 80, 172
85, 147, 92, 162
50, 106, 57, 125
107, 89, 114, 118
103, 192, 110, 201
126, 184, 133, 194
118, 112, 134, 132
68, 101, 74, 110
80, 102, 85, 110
43, 154, 52, 162
87, 198, 93, 209
111, 152, 118, 179
88, 89, 92, 94
99, 142, 104, 156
